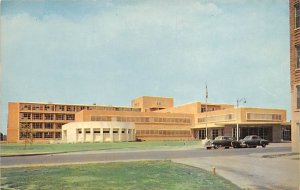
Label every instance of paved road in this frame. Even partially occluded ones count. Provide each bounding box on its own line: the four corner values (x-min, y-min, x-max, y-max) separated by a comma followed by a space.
1, 146, 290, 167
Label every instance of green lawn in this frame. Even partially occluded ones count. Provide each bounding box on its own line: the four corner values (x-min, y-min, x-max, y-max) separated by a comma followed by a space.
0, 161, 240, 190
0, 141, 201, 155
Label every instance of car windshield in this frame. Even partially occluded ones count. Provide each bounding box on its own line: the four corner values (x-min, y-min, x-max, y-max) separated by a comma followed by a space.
244, 136, 251, 140
215, 136, 222, 140
223, 136, 232, 140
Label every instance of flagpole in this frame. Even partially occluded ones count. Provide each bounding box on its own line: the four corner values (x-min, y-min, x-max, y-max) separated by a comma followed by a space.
205, 83, 208, 140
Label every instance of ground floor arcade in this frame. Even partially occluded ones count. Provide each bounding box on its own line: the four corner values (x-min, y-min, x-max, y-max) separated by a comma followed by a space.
192, 124, 291, 143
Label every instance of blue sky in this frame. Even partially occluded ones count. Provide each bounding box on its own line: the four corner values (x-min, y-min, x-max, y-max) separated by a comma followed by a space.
0, 0, 289, 134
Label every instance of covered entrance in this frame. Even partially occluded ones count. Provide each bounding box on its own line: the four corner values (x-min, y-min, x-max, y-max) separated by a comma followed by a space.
240, 126, 273, 141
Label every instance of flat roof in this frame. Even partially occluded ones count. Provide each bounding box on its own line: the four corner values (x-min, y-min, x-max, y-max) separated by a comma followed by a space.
9, 102, 138, 109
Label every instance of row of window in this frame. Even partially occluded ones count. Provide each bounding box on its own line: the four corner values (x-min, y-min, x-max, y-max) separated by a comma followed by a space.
20, 113, 75, 121
91, 116, 191, 124
20, 122, 64, 130
198, 114, 234, 123
246, 113, 282, 121
20, 104, 141, 112
19, 132, 61, 139
77, 129, 132, 134
136, 130, 191, 135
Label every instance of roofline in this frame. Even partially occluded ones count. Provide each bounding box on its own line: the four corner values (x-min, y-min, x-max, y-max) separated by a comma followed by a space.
8, 102, 138, 109
174, 101, 234, 107
131, 96, 174, 100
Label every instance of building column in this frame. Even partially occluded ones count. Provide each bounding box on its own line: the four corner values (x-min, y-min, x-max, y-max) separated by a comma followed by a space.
82, 128, 85, 143
91, 128, 94, 143
100, 128, 104, 142
125, 129, 129, 142
110, 128, 114, 142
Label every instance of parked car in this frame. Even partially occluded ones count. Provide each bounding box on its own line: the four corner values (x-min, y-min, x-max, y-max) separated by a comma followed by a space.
239, 135, 269, 148
206, 136, 240, 149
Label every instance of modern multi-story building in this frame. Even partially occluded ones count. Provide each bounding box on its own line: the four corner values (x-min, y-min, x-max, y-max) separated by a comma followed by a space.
7, 96, 290, 143
290, 0, 300, 152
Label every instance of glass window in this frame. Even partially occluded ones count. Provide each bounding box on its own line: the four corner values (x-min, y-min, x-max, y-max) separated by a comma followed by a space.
296, 4, 300, 28
212, 129, 218, 140
45, 123, 53, 129
296, 46, 300, 69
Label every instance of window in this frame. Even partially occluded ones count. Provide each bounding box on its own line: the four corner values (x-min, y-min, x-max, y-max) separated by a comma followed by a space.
44, 105, 54, 111
44, 132, 54, 138
66, 114, 75, 120
55, 105, 65, 111
56, 114, 65, 120
297, 86, 300, 109
44, 113, 54, 120
212, 129, 218, 140
32, 104, 43, 111
32, 113, 43, 120
20, 104, 31, 111
56, 123, 63, 129
33, 132, 43, 138
45, 123, 53, 129
20, 122, 30, 129
32, 123, 43, 129
296, 4, 300, 28
199, 129, 206, 139
20, 113, 31, 120
296, 46, 300, 69
55, 132, 61, 138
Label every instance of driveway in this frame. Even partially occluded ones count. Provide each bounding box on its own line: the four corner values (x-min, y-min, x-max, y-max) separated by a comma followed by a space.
1, 143, 298, 189
173, 151, 299, 190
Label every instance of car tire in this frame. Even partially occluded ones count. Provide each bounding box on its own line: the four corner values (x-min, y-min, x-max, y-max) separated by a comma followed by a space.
225, 147, 229, 149
262, 144, 266, 148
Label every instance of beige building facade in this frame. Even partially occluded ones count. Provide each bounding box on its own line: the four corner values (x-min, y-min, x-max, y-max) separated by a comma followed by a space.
7, 96, 290, 143
290, 0, 300, 152
62, 122, 135, 143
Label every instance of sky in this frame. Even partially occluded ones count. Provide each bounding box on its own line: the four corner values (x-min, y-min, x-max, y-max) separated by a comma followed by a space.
0, 0, 290, 134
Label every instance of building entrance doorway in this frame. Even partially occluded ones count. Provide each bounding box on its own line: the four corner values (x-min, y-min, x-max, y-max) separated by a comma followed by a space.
240, 126, 272, 141
198, 129, 206, 139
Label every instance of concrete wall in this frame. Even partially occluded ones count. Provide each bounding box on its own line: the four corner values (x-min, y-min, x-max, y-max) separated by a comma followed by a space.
62, 122, 135, 143
289, 0, 300, 152
131, 96, 174, 112
7, 102, 20, 143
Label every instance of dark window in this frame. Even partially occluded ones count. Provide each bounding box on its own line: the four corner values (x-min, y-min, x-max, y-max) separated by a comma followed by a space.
45, 123, 53, 129
296, 46, 300, 69
296, 4, 300, 28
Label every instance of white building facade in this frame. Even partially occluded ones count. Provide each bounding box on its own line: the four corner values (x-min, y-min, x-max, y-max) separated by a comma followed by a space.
62, 121, 135, 143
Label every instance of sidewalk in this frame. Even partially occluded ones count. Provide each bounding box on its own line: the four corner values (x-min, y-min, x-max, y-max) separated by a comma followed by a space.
173, 151, 300, 190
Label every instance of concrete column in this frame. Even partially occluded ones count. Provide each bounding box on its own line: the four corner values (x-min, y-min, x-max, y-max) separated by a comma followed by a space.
91, 128, 94, 143
118, 128, 122, 142
125, 129, 129, 142
110, 128, 114, 142
131, 129, 135, 141
100, 128, 104, 142
82, 128, 85, 143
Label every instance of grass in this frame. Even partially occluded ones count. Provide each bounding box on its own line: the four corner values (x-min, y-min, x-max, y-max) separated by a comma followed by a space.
0, 161, 240, 190
0, 141, 201, 155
